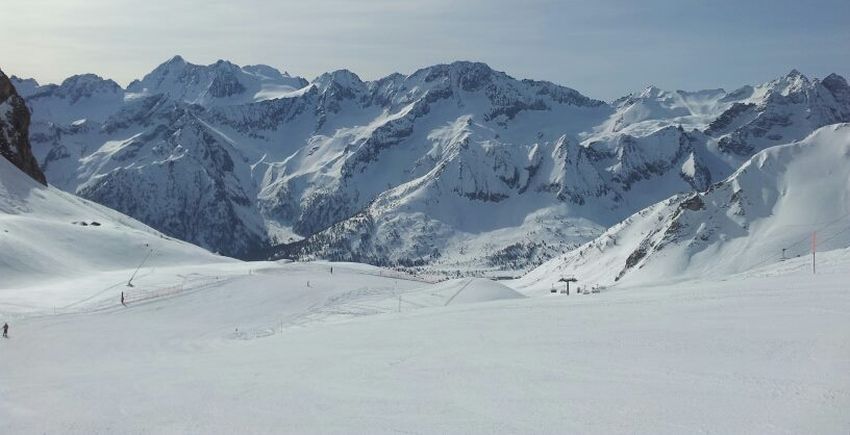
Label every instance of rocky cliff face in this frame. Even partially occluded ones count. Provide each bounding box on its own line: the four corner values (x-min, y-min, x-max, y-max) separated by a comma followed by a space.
0, 69, 46, 185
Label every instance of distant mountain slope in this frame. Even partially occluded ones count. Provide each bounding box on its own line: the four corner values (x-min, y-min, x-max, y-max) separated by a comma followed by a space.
515, 123, 850, 293
271, 69, 850, 274
13, 58, 850, 273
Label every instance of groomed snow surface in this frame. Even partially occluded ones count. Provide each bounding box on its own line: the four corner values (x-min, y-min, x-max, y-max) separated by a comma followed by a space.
1, 255, 849, 433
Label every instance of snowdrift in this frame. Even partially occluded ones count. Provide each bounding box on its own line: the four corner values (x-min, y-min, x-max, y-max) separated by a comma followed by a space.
516, 123, 850, 293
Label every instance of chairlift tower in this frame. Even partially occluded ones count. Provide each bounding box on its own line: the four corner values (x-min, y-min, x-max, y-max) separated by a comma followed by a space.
558, 277, 578, 295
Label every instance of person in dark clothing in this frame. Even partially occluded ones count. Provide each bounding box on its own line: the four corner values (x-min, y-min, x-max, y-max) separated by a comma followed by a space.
2, 322, 8, 338
121, 291, 126, 306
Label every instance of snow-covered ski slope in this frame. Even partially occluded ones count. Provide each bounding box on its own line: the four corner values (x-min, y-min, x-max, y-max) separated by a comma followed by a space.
1, 248, 849, 433
0, 156, 233, 311
516, 123, 850, 294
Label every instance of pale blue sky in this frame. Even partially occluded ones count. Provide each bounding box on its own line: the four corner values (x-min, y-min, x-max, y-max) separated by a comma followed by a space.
3, 0, 848, 100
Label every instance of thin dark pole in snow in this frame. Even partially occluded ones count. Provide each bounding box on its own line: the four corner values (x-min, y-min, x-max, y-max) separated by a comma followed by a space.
128, 248, 153, 287
812, 231, 816, 275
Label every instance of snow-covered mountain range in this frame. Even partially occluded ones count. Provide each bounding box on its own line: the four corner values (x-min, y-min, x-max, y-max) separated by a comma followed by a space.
516, 123, 850, 293
10, 58, 850, 273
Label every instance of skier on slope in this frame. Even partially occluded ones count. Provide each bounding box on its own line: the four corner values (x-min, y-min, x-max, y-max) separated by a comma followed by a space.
2, 322, 8, 338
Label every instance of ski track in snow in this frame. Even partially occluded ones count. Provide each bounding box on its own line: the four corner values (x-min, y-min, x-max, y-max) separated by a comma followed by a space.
1, 253, 850, 433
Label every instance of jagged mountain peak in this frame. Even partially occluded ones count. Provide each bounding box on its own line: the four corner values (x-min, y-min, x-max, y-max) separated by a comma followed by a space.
419, 60, 497, 76
166, 54, 187, 64
9, 75, 40, 98
375, 72, 405, 84
212, 58, 238, 68
823, 72, 848, 84
821, 72, 850, 98
9, 75, 38, 86
367, 72, 407, 98
312, 69, 366, 92
411, 61, 504, 92
135, 55, 192, 80
58, 73, 122, 93
613, 85, 665, 107
137, 56, 228, 81
785, 68, 806, 79
400, 60, 605, 111
761, 69, 813, 97
638, 84, 664, 98
152, 55, 277, 77
127, 56, 308, 105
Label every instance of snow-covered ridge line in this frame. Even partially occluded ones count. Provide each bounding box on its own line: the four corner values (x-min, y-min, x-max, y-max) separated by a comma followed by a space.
11, 57, 850, 274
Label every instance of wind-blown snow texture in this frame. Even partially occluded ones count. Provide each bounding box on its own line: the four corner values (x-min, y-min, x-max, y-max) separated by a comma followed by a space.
14, 59, 850, 272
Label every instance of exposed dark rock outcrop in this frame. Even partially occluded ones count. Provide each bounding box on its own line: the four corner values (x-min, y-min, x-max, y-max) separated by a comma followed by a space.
0, 69, 47, 184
